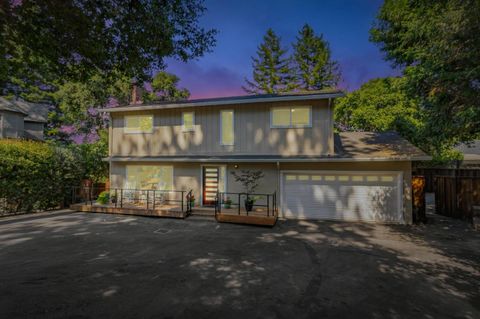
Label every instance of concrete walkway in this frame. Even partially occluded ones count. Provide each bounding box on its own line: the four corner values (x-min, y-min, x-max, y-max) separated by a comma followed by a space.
0, 211, 478, 318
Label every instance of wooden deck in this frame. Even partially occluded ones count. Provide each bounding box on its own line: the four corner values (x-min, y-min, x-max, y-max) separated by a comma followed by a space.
214, 207, 277, 226
70, 203, 186, 219
70, 203, 277, 226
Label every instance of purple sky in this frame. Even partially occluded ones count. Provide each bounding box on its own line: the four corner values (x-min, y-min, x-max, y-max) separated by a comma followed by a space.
165, 0, 400, 99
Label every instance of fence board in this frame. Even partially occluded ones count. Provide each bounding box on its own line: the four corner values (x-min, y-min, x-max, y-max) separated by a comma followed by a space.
434, 176, 480, 219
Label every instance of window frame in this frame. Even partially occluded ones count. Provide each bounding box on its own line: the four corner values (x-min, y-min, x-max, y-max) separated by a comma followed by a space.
124, 115, 154, 134
270, 106, 312, 128
182, 111, 195, 132
220, 109, 235, 146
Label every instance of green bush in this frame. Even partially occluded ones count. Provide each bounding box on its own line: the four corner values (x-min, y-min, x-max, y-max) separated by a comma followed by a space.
96, 191, 110, 205
0, 139, 83, 214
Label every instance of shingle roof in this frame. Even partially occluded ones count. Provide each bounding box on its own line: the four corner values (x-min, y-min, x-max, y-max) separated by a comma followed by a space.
335, 131, 429, 160
0, 97, 49, 123
0, 97, 28, 115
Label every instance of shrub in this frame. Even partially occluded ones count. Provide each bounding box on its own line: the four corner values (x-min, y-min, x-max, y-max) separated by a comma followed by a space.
0, 139, 83, 214
96, 191, 110, 205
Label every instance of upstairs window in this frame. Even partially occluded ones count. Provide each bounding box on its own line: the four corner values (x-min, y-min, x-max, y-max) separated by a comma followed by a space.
220, 110, 234, 145
124, 115, 153, 133
271, 106, 311, 128
182, 111, 195, 131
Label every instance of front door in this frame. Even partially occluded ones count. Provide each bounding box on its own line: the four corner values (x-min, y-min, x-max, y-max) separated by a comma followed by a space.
202, 166, 220, 206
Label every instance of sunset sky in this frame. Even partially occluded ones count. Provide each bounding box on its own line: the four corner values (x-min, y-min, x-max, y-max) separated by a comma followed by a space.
165, 0, 400, 99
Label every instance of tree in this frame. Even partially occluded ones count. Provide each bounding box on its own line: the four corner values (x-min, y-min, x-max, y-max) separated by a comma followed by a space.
144, 71, 190, 102
2, 0, 216, 100
292, 24, 340, 90
47, 71, 131, 143
370, 0, 480, 157
335, 77, 423, 145
243, 29, 296, 94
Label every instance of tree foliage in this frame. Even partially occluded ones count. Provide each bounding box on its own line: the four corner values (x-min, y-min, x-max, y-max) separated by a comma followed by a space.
243, 29, 296, 94
293, 24, 340, 90
144, 71, 190, 102
335, 77, 424, 146
0, 139, 83, 214
370, 0, 480, 156
2, 0, 216, 99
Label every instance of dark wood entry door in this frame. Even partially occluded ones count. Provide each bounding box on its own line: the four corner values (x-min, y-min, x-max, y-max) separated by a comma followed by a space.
203, 167, 219, 206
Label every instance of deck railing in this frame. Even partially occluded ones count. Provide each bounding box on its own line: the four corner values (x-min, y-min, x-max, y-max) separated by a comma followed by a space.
214, 191, 277, 218
70, 186, 193, 213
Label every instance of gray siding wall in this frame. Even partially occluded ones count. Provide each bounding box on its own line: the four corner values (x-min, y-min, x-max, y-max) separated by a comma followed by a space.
110, 99, 333, 157
0, 111, 24, 138
24, 121, 45, 140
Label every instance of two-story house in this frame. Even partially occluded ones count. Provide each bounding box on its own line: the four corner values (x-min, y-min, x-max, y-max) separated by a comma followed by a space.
103, 90, 429, 224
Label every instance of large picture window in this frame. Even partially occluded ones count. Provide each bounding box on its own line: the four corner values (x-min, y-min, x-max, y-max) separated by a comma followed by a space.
125, 165, 173, 190
124, 115, 153, 133
271, 106, 311, 128
220, 110, 234, 145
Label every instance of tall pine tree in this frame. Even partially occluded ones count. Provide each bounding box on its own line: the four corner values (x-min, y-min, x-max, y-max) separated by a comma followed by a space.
243, 29, 296, 94
293, 24, 340, 90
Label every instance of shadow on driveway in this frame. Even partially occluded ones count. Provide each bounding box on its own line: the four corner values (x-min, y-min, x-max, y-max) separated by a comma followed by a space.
0, 212, 478, 318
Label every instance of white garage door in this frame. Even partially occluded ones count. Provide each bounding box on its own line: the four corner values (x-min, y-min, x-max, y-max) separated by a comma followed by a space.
281, 171, 403, 223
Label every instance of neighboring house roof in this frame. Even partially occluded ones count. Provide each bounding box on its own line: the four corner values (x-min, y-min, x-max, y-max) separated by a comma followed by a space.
455, 140, 480, 161
101, 90, 345, 113
0, 97, 28, 115
13, 99, 49, 123
0, 97, 49, 123
106, 131, 430, 162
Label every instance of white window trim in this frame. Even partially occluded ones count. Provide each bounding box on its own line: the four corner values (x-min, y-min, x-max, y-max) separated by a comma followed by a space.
270, 106, 312, 128
124, 115, 154, 134
182, 111, 195, 132
220, 109, 234, 146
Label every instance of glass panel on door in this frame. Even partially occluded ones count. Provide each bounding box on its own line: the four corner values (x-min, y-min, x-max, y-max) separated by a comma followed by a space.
203, 167, 219, 206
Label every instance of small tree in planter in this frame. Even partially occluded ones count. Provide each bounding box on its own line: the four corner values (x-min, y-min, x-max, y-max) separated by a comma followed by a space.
230, 170, 264, 212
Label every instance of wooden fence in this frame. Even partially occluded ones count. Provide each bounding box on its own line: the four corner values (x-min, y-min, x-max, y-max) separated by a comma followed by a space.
434, 176, 480, 219
415, 168, 480, 192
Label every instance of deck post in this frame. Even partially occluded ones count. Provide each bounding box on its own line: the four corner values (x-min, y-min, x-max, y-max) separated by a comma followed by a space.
146, 190, 149, 210
153, 190, 156, 210
267, 194, 270, 217
238, 193, 241, 215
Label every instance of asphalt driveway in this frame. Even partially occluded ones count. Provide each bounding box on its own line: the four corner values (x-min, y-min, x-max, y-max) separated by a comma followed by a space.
0, 211, 478, 319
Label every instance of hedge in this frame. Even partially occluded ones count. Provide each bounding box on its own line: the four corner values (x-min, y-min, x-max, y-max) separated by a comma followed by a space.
0, 139, 83, 214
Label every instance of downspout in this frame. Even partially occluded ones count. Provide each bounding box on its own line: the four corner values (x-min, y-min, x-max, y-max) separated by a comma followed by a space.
277, 161, 280, 215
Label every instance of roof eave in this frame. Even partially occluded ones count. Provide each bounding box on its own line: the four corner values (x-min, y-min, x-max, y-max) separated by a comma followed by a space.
104, 156, 425, 163
99, 92, 345, 113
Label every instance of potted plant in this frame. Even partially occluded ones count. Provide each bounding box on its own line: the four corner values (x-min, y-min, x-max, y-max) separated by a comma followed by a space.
223, 197, 232, 209
230, 169, 265, 212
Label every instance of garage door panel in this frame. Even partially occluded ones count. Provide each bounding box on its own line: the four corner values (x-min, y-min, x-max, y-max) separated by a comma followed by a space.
282, 172, 403, 223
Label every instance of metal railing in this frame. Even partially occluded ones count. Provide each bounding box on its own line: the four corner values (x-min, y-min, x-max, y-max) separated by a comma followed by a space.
70, 186, 193, 213
214, 191, 277, 219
